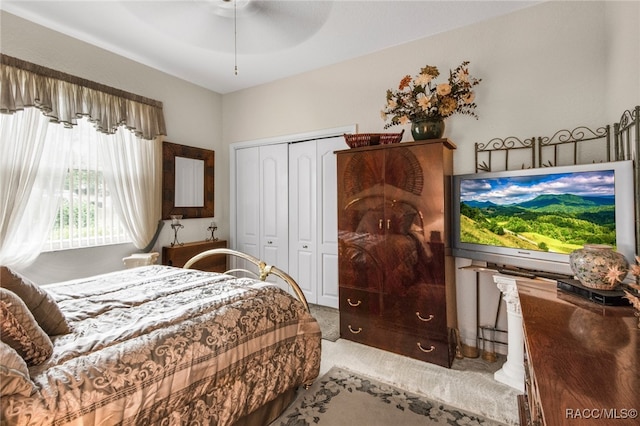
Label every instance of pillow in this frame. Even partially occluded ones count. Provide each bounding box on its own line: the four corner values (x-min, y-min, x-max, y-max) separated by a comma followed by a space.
0, 341, 37, 397
0, 266, 70, 335
0, 288, 53, 366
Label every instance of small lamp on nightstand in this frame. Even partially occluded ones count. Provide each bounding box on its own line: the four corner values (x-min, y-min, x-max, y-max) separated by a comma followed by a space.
207, 219, 218, 241
170, 215, 184, 247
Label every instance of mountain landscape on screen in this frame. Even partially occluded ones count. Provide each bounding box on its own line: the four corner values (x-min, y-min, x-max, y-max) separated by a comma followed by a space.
459, 171, 617, 254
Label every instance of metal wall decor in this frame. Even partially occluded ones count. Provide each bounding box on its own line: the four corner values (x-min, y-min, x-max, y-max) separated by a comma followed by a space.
537, 125, 610, 167
473, 105, 639, 255
614, 105, 640, 260
474, 136, 535, 172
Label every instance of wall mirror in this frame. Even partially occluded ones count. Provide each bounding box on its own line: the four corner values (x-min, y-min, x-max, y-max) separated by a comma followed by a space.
162, 141, 215, 219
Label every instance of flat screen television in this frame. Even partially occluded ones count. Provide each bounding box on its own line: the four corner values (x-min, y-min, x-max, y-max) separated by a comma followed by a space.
452, 160, 636, 276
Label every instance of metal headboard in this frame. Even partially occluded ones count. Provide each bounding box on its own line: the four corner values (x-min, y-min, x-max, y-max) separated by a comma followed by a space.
474, 105, 639, 255
614, 105, 640, 162
614, 106, 640, 257
475, 137, 535, 172
537, 125, 611, 167
183, 248, 310, 312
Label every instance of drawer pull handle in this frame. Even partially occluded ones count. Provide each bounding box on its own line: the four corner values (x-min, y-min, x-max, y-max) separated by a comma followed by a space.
348, 325, 362, 334
378, 219, 383, 230
416, 312, 434, 322
417, 342, 435, 353
347, 298, 361, 307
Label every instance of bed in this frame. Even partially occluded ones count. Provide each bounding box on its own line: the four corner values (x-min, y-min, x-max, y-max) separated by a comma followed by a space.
0, 249, 321, 426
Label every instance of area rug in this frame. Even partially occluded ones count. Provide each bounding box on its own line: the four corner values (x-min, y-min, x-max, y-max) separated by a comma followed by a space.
273, 366, 507, 425
308, 304, 339, 342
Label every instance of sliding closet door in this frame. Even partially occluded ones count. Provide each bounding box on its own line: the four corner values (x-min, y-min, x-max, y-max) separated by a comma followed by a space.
235, 147, 260, 258
289, 136, 343, 308
259, 144, 289, 280
235, 144, 288, 290
289, 141, 317, 303
316, 137, 343, 308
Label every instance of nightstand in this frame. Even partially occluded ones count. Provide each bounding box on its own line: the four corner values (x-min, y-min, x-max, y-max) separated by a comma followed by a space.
162, 240, 227, 272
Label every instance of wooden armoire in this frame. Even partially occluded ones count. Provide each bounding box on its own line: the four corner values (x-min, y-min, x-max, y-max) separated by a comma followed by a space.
336, 139, 457, 368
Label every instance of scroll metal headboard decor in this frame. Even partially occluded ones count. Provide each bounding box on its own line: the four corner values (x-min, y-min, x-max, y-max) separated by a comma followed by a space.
473, 105, 639, 255
474, 137, 535, 172
537, 125, 611, 167
614, 105, 640, 258
614, 105, 640, 162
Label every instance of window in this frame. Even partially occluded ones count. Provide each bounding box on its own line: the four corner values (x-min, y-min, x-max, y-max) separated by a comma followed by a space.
43, 119, 130, 251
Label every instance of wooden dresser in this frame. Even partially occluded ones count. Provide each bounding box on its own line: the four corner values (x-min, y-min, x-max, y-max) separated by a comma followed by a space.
162, 240, 227, 272
336, 139, 457, 368
517, 280, 639, 425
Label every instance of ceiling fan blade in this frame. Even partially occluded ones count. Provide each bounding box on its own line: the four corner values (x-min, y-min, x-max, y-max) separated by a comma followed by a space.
121, 0, 333, 54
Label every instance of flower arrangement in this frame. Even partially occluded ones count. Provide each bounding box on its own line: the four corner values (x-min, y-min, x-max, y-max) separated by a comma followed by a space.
607, 255, 640, 323
381, 61, 481, 129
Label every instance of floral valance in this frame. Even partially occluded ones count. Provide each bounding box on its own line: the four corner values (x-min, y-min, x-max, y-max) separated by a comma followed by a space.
0, 54, 166, 140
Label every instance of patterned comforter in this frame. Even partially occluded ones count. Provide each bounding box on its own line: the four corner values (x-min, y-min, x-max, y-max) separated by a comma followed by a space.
1, 266, 321, 425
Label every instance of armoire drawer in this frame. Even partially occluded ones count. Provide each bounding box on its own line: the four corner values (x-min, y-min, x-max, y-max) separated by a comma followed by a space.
340, 312, 452, 368
339, 288, 381, 315
391, 330, 452, 368
339, 311, 379, 346
382, 284, 447, 337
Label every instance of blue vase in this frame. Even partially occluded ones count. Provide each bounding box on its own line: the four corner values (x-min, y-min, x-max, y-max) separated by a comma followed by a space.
411, 118, 445, 140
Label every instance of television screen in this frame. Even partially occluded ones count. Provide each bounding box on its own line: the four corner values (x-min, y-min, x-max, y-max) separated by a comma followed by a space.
452, 161, 636, 275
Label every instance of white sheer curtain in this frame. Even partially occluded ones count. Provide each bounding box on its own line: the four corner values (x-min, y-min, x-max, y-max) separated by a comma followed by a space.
1, 55, 166, 266
0, 108, 71, 267
98, 128, 163, 249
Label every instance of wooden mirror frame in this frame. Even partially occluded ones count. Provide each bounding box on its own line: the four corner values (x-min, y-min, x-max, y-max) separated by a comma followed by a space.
162, 141, 215, 219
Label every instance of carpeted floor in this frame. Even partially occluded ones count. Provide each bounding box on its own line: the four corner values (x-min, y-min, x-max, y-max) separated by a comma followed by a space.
302, 305, 520, 425
273, 366, 508, 425
308, 304, 340, 342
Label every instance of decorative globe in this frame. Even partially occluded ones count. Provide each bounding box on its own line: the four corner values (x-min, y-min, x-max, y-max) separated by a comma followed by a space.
569, 244, 629, 290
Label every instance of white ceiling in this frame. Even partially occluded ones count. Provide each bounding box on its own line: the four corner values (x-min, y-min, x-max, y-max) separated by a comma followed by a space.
2, 1, 539, 94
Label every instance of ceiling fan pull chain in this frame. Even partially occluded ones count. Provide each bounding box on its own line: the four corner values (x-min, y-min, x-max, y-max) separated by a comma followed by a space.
234, 0, 238, 75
